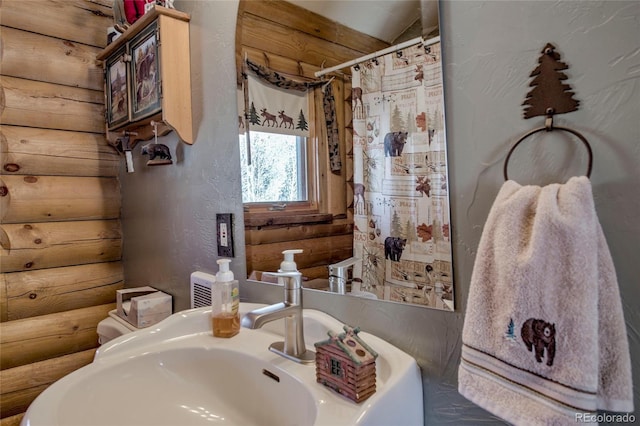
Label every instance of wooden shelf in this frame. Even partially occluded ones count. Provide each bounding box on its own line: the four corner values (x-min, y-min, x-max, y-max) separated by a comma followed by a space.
97, 6, 193, 146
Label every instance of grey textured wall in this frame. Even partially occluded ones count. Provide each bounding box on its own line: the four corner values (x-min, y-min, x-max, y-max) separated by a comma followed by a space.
120, 1, 639, 423
120, 0, 247, 306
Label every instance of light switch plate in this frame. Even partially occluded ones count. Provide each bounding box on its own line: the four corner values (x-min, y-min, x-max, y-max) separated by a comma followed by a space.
216, 213, 234, 257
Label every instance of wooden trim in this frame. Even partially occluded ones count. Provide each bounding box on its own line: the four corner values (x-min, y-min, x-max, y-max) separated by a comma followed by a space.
327, 79, 348, 216
244, 213, 333, 228
244, 219, 352, 244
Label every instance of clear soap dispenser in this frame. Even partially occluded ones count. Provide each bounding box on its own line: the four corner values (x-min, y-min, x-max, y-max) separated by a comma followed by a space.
211, 258, 240, 338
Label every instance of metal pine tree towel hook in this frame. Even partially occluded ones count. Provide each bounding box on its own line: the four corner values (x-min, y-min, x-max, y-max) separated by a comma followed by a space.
503, 43, 593, 181
503, 116, 593, 181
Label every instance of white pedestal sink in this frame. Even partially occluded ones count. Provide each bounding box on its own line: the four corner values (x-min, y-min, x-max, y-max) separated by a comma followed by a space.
22, 303, 423, 426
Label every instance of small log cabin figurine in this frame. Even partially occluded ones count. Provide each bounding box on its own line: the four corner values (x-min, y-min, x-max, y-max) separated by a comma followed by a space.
315, 325, 378, 403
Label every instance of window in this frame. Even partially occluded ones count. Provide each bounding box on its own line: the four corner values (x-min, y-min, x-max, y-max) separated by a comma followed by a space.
330, 357, 343, 377
239, 131, 308, 204
239, 86, 319, 215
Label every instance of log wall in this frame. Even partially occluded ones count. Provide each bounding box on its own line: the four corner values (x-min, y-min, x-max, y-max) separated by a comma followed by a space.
237, 0, 387, 278
0, 0, 121, 422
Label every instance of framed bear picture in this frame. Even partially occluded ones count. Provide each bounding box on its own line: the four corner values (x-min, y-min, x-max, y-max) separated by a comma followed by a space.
130, 20, 162, 121
105, 46, 130, 130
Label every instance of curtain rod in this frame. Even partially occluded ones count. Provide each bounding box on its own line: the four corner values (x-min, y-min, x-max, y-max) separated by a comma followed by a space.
314, 35, 440, 78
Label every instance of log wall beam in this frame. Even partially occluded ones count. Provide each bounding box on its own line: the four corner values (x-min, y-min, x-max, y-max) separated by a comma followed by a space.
0, 0, 113, 48
0, 76, 104, 134
241, 0, 388, 55
0, 220, 122, 273
0, 349, 96, 418
240, 14, 367, 72
1, 126, 119, 177
0, 262, 124, 322
0, 304, 113, 370
0, 26, 103, 91
246, 234, 353, 276
0, 413, 23, 426
0, 175, 120, 223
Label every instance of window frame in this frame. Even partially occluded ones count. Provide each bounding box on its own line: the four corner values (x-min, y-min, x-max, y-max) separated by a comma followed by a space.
242, 88, 321, 216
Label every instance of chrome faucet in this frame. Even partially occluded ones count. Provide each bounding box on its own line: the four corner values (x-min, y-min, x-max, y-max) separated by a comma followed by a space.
241, 251, 315, 364
328, 257, 359, 294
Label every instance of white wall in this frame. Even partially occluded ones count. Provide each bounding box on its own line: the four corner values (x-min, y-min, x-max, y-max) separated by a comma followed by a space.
120, 1, 639, 423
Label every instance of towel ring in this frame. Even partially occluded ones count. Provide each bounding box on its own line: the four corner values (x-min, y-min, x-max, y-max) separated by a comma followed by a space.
503, 125, 593, 181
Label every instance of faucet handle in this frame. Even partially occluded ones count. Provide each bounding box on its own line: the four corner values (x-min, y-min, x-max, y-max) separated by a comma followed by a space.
328, 257, 360, 277
328, 257, 359, 271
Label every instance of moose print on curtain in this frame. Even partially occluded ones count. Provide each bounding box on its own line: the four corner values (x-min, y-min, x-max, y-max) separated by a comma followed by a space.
351, 41, 454, 310
245, 73, 309, 137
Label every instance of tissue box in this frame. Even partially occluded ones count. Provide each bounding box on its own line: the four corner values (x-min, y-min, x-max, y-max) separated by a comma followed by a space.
116, 287, 172, 328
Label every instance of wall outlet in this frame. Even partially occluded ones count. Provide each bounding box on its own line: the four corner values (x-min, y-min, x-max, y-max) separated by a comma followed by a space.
216, 213, 234, 257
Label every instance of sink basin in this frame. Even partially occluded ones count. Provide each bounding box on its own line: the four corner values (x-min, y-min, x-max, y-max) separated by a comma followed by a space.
56, 347, 316, 426
22, 303, 423, 426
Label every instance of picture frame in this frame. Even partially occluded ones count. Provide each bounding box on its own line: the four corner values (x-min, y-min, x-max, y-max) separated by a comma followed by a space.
130, 20, 162, 121
105, 45, 130, 130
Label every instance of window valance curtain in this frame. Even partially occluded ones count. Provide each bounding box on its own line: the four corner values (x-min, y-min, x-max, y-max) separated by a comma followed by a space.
245, 72, 310, 137
241, 59, 342, 171
245, 59, 325, 91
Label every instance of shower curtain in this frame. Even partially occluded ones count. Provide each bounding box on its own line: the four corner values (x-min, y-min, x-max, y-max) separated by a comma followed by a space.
351, 41, 454, 310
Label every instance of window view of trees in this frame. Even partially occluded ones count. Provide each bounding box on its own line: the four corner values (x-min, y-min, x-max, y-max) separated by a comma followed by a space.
239, 131, 306, 203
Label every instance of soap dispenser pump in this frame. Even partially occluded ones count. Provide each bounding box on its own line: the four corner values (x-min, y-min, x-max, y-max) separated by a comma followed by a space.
211, 258, 240, 338
279, 249, 303, 273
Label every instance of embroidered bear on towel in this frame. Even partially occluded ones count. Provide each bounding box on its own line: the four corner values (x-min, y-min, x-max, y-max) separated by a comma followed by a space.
521, 318, 556, 366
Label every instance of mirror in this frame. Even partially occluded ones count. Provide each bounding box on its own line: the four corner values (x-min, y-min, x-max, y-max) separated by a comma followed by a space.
237, 0, 453, 311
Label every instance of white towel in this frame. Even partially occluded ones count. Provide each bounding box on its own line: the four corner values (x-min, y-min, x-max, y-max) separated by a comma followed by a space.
459, 176, 633, 425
